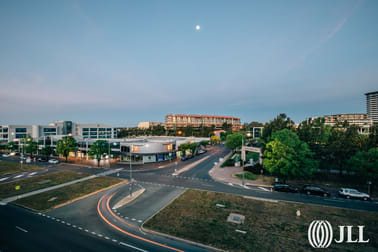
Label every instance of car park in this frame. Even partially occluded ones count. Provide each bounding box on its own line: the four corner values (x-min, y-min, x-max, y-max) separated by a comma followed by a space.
48, 159, 59, 164
2, 153, 10, 157
273, 183, 298, 193
338, 188, 370, 201
302, 185, 330, 197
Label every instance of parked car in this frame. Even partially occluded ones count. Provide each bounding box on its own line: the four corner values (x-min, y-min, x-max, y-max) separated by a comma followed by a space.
273, 183, 298, 193
48, 159, 59, 164
2, 153, 10, 157
181, 156, 188, 161
198, 149, 207, 154
339, 188, 370, 201
187, 155, 194, 159
37, 157, 48, 162
302, 185, 330, 197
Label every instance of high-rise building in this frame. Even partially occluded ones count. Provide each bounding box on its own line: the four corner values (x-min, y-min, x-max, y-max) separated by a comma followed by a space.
365, 91, 378, 124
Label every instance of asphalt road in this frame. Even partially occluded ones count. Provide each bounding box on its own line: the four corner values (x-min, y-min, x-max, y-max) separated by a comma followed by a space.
0, 204, 136, 252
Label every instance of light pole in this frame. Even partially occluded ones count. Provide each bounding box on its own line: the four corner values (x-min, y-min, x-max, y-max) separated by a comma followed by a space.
241, 137, 245, 186
129, 144, 133, 196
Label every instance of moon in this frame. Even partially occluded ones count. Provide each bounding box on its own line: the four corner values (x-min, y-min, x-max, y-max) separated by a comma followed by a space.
195, 25, 200, 30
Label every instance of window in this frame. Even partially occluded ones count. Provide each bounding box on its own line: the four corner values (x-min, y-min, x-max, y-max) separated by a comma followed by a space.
83, 128, 89, 131
3, 128, 8, 133
16, 134, 26, 138
90, 128, 97, 132
43, 128, 57, 133
16, 128, 27, 133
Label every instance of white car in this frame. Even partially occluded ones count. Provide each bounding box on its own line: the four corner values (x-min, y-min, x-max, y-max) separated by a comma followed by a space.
2, 153, 10, 157
48, 159, 59, 164
339, 188, 370, 201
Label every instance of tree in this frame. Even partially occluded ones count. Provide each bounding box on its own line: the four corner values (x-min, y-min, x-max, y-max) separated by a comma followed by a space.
56, 136, 77, 162
89, 140, 109, 167
151, 125, 166, 136
225, 133, 245, 151
200, 140, 209, 146
347, 148, 378, 182
325, 124, 361, 175
6, 141, 18, 152
178, 142, 197, 156
24, 139, 38, 157
222, 122, 232, 131
210, 135, 221, 145
261, 113, 294, 147
263, 129, 317, 180
41, 146, 54, 159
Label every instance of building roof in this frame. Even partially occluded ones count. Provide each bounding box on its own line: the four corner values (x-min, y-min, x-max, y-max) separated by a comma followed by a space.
365, 91, 378, 96
166, 114, 240, 120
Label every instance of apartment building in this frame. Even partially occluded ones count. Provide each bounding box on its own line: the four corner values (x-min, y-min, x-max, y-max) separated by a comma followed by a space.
365, 91, 378, 124
165, 114, 241, 131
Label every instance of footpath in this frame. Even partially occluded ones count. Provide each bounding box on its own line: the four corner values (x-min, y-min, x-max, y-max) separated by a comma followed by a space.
209, 152, 273, 188
0, 168, 124, 204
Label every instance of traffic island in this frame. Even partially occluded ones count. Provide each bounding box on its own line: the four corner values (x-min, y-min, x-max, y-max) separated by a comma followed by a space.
13, 176, 125, 212
143, 189, 378, 251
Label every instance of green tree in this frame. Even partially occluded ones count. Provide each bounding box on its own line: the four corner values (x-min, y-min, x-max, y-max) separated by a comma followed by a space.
151, 125, 166, 136
24, 139, 38, 157
325, 124, 361, 175
6, 141, 19, 152
89, 140, 109, 167
263, 129, 317, 180
178, 142, 197, 156
347, 148, 378, 182
41, 146, 54, 159
222, 122, 232, 131
261, 113, 294, 147
225, 133, 245, 151
200, 140, 209, 146
56, 136, 77, 162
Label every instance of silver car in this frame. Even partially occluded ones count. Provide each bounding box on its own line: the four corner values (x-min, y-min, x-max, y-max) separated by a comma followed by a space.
339, 188, 370, 201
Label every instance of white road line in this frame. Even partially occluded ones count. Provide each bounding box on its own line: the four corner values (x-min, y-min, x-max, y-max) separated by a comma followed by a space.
112, 239, 117, 243
105, 236, 110, 240
0, 177, 9, 182
51, 217, 55, 220
14, 174, 24, 178
29, 172, 37, 176
91, 232, 96, 235
85, 229, 89, 232
258, 187, 270, 192
228, 183, 233, 186
61, 221, 65, 224
97, 234, 103, 237
131, 218, 136, 221
138, 220, 142, 223
73, 225, 77, 228
78, 227, 83, 230
119, 242, 148, 252
66, 223, 71, 226
16, 226, 28, 233
125, 217, 129, 219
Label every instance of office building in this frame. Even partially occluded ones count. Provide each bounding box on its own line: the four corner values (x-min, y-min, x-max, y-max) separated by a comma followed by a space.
365, 91, 378, 124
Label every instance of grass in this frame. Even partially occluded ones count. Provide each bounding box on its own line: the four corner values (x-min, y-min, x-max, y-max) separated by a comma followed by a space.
14, 176, 123, 211
0, 160, 42, 176
144, 189, 378, 252
0, 171, 88, 199
235, 171, 258, 180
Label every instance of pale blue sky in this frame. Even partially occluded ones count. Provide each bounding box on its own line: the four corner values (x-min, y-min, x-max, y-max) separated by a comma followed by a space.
0, 0, 377, 126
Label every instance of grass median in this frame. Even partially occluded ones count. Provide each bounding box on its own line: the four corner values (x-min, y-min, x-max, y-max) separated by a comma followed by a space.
0, 160, 42, 176
0, 171, 88, 199
14, 176, 123, 212
144, 189, 378, 251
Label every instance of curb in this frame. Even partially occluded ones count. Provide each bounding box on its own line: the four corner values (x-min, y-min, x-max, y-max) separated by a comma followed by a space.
113, 186, 145, 209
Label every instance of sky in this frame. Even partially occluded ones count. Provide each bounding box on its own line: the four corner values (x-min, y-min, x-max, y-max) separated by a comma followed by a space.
1, 0, 377, 126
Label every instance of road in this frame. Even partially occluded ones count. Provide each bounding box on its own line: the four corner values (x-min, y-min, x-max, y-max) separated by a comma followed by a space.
0, 204, 137, 252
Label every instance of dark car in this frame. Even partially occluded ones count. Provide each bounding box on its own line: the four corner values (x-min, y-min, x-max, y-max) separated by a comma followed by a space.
37, 157, 48, 162
302, 185, 330, 197
273, 183, 298, 193
187, 155, 194, 159
181, 156, 188, 161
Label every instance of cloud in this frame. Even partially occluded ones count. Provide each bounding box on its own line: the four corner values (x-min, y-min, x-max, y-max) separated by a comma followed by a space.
327, 18, 347, 40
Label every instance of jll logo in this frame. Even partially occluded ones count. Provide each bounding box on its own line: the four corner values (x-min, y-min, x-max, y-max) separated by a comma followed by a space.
308, 220, 369, 248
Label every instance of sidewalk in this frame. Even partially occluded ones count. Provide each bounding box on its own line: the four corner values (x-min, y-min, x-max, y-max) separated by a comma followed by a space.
209, 152, 272, 188
1, 168, 124, 204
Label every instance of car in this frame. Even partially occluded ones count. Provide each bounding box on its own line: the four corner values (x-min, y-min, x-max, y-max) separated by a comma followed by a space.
37, 157, 48, 162
302, 185, 330, 197
48, 159, 59, 164
181, 156, 188, 161
273, 183, 298, 193
187, 155, 194, 159
2, 153, 10, 157
198, 149, 207, 154
339, 188, 370, 201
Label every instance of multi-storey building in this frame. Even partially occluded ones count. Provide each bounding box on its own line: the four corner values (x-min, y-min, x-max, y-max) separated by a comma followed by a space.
165, 114, 241, 131
0, 121, 118, 143
137, 122, 166, 129
365, 91, 378, 124
310, 113, 373, 134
